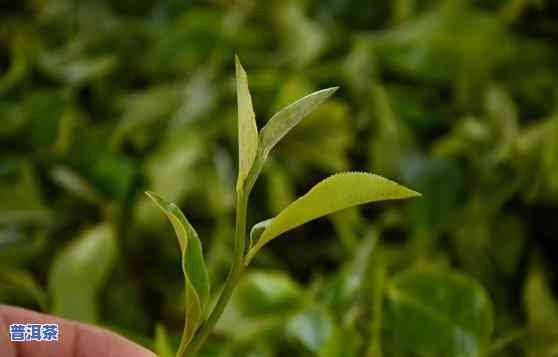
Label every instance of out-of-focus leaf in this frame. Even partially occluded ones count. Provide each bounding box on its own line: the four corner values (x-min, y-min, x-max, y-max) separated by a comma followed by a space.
234, 271, 303, 317
343, 39, 377, 95
155, 323, 175, 357
235, 56, 258, 191
370, 84, 415, 178
265, 163, 295, 215
491, 216, 526, 276
170, 64, 220, 128
484, 85, 519, 163
145, 9, 225, 76
433, 115, 491, 160
286, 305, 335, 355
217, 271, 302, 341
112, 83, 185, 148
39, 53, 118, 85
103, 274, 150, 336
371, 1, 514, 87
22, 91, 68, 149
275, 1, 326, 67
48, 223, 117, 323
88, 152, 136, 200
516, 114, 558, 200
401, 156, 464, 231
0, 163, 52, 226
330, 207, 365, 250
146, 192, 210, 347
0, 101, 27, 138
233, 342, 274, 357
50, 166, 103, 204
0, 41, 27, 95
385, 270, 493, 357
135, 129, 208, 229
266, 77, 350, 174
247, 172, 420, 263
323, 229, 377, 310
279, 100, 354, 173
523, 257, 558, 356
0, 268, 47, 310
259, 87, 338, 160
524, 264, 558, 331
0, 227, 46, 266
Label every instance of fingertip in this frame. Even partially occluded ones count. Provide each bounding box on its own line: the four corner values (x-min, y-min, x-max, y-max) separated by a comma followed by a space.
0, 305, 156, 357
72, 322, 156, 357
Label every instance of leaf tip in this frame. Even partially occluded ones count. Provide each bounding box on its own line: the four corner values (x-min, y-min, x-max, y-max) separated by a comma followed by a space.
405, 188, 422, 198
144, 190, 158, 203
321, 86, 340, 99
234, 55, 245, 74
145, 191, 169, 212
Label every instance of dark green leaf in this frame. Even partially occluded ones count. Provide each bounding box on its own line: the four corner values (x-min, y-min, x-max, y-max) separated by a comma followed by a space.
385, 270, 493, 357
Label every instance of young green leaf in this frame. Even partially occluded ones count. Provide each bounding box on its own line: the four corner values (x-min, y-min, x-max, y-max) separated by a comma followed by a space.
235, 56, 259, 191
246, 172, 420, 264
48, 223, 116, 323
145, 192, 210, 348
259, 87, 338, 159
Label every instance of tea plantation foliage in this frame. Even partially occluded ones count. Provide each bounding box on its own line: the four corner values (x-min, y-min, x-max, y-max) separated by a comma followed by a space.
1, 1, 558, 356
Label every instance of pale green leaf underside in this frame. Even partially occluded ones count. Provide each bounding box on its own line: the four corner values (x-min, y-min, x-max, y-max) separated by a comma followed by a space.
249, 218, 273, 248
235, 56, 258, 191
246, 172, 420, 264
182, 279, 202, 349
259, 87, 339, 158
145, 192, 210, 346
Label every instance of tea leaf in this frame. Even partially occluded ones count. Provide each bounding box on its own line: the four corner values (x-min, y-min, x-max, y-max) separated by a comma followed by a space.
235, 56, 259, 191
259, 87, 338, 159
246, 172, 420, 263
385, 270, 493, 357
146, 192, 210, 346
48, 223, 117, 323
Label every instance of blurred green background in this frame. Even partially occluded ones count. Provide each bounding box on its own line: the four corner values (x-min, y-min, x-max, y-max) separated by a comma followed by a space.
1, 0, 558, 356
